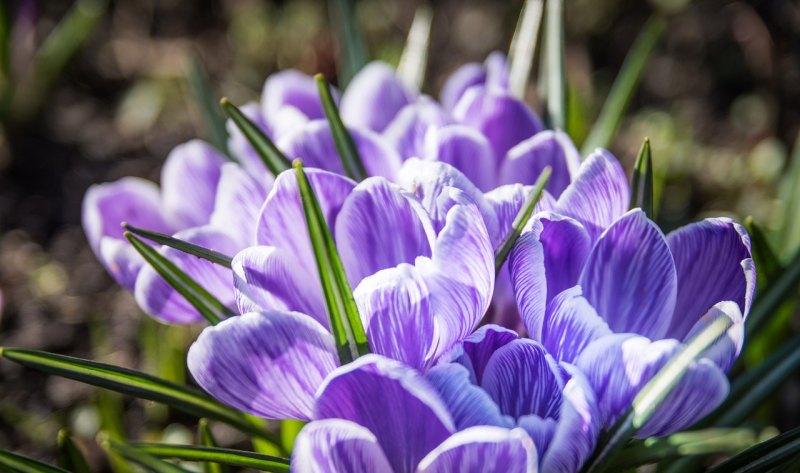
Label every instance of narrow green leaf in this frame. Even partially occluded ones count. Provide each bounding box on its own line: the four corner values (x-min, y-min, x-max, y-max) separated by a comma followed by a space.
581, 15, 666, 155
508, 0, 544, 99
281, 419, 307, 454
779, 132, 800, 259
105, 439, 193, 473
612, 428, 758, 469
187, 58, 230, 157
583, 315, 734, 473
219, 97, 291, 175
542, 0, 566, 130
123, 223, 233, 268
629, 137, 654, 217
0, 449, 70, 473
327, 0, 368, 87
744, 247, 800, 339
494, 166, 552, 273
132, 443, 290, 473
315, 74, 368, 181
0, 347, 279, 444
57, 430, 92, 473
294, 160, 369, 363
744, 216, 782, 287
198, 419, 230, 473
125, 232, 231, 325
707, 427, 800, 473
397, 6, 432, 91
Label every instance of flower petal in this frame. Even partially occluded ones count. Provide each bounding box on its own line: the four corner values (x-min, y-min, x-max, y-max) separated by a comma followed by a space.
426, 362, 512, 430
261, 69, 326, 126
542, 286, 612, 364
440, 63, 485, 112
292, 419, 393, 473
134, 226, 239, 324
500, 130, 581, 197
485, 185, 556, 247
417, 426, 538, 473
555, 149, 630, 243
160, 140, 226, 228
666, 218, 756, 340
460, 324, 519, 384
187, 311, 338, 420
354, 264, 435, 370
384, 97, 450, 161
683, 301, 744, 373
314, 355, 455, 473
453, 86, 544, 161
578, 209, 677, 339
209, 163, 270, 247
341, 62, 415, 132
423, 125, 496, 192
335, 178, 435, 286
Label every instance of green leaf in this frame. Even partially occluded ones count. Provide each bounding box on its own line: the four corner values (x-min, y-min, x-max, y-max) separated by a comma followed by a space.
508, 0, 545, 99
494, 166, 552, 273
0, 347, 279, 445
744, 247, 800, 339
612, 428, 758, 469
294, 160, 369, 363
629, 137, 654, 218
123, 223, 233, 268
131, 443, 290, 473
281, 419, 307, 454
745, 216, 782, 288
327, 0, 368, 87
707, 427, 800, 473
187, 58, 230, 157
0, 449, 70, 473
219, 98, 291, 175
105, 439, 194, 473
542, 0, 566, 130
315, 74, 368, 181
198, 419, 230, 473
396, 6, 432, 91
581, 15, 666, 155
583, 315, 734, 473
57, 430, 92, 473
125, 232, 231, 325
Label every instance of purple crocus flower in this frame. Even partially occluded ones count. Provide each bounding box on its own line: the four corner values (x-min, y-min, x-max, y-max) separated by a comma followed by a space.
426, 325, 600, 473
507, 155, 755, 436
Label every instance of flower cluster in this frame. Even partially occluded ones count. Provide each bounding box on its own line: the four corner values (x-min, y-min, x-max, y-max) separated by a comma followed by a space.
82, 53, 754, 472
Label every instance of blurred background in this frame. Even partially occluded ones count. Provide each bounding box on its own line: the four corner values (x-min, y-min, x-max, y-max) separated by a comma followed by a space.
0, 0, 798, 468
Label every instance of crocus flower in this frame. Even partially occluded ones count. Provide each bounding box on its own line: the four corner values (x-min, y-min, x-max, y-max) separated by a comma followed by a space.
507, 155, 755, 436
292, 355, 539, 473
426, 325, 600, 473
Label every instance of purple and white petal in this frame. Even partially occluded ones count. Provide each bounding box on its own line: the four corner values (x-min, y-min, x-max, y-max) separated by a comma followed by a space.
160, 140, 226, 228
460, 324, 519, 384
417, 426, 538, 473
341, 62, 415, 132
666, 218, 755, 340
261, 69, 327, 125
423, 125, 496, 192
542, 286, 612, 364
683, 301, 744, 373
354, 264, 435, 371
555, 149, 630, 243
384, 97, 450, 161
335, 178, 435, 286
314, 355, 455, 473
500, 130, 581, 197
579, 209, 677, 340
426, 363, 513, 430
188, 311, 338, 420
209, 163, 270, 247
134, 226, 239, 324
292, 419, 393, 473
440, 63, 486, 112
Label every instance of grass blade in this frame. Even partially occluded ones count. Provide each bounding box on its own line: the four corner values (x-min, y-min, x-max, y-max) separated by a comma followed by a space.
123, 223, 233, 268
294, 160, 369, 363
132, 443, 290, 473
707, 427, 800, 473
581, 14, 666, 155
104, 439, 193, 473
0, 450, 70, 473
0, 347, 278, 444
57, 430, 92, 473
125, 232, 231, 325
508, 0, 545, 99
744, 247, 800, 339
198, 419, 230, 473
315, 74, 368, 181
327, 0, 368, 87
745, 216, 781, 287
219, 98, 291, 175
397, 6, 433, 91
494, 166, 552, 273
187, 58, 229, 157
583, 315, 734, 473
629, 137, 654, 217
542, 0, 566, 130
